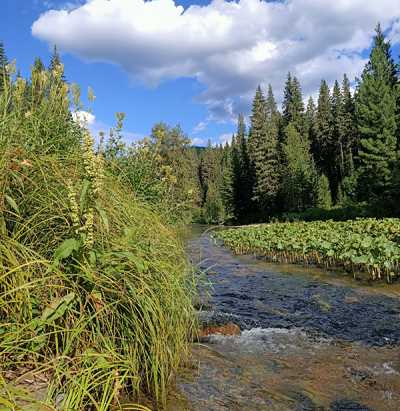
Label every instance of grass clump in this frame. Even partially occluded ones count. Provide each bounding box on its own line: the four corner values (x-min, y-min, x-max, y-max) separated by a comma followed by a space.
0, 57, 195, 409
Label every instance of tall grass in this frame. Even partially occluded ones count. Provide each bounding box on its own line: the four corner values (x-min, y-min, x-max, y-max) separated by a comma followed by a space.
0, 61, 195, 409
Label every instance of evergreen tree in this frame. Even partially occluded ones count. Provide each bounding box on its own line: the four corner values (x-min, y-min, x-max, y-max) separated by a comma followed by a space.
231, 114, 253, 222
314, 80, 334, 190
266, 84, 281, 128
341, 74, 357, 175
249, 86, 280, 216
220, 144, 234, 220
331, 79, 344, 198
0, 41, 8, 93
282, 73, 305, 132
355, 24, 398, 200
317, 174, 332, 209
203, 181, 225, 224
305, 96, 316, 142
281, 124, 318, 211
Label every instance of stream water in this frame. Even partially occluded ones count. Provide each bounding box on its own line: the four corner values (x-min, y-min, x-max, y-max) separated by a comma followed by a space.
166, 226, 400, 411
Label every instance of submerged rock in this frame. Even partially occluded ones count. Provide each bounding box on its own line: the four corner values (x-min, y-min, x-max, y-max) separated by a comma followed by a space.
199, 322, 241, 338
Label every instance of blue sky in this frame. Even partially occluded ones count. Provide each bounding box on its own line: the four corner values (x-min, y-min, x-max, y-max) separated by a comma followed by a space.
2, 0, 400, 145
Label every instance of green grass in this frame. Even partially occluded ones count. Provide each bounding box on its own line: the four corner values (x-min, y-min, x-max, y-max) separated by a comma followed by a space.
0, 62, 196, 409
216, 219, 400, 282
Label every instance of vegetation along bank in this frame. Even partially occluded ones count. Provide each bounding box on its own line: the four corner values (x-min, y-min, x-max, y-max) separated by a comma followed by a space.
216, 219, 400, 282
0, 47, 196, 409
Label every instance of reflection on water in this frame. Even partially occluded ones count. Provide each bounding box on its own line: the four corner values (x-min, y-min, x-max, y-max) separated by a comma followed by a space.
166, 226, 400, 411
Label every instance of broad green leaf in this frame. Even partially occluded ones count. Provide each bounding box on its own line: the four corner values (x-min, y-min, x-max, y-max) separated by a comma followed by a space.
53, 238, 80, 263
40, 292, 76, 323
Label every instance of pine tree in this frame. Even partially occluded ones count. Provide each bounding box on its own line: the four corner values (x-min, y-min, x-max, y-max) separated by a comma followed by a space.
341, 74, 357, 175
266, 84, 281, 128
249, 86, 280, 216
0, 41, 8, 93
314, 80, 334, 189
305, 96, 316, 144
231, 114, 253, 222
331, 79, 344, 199
281, 124, 318, 211
282, 73, 305, 132
220, 145, 234, 220
355, 24, 398, 200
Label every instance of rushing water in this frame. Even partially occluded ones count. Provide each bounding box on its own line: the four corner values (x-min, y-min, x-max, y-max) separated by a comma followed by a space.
166, 226, 400, 411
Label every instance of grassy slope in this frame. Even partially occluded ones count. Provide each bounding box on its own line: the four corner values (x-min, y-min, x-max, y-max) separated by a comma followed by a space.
0, 68, 195, 409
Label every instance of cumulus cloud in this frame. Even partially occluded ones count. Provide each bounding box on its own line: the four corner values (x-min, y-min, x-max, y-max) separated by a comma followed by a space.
32, 0, 400, 123
72, 110, 96, 127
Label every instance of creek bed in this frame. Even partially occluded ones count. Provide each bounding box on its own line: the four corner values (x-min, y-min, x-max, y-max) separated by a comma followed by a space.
167, 227, 400, 411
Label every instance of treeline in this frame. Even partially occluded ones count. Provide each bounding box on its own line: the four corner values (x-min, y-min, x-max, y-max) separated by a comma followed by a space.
196, 24, 400, 224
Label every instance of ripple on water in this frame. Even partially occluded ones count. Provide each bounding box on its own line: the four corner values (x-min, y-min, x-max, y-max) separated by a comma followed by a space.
174, 228, 400, 411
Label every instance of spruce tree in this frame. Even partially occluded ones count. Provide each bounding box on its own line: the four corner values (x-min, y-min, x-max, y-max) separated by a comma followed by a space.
249, 86, 280, 216
281, 124, 318, 211
282, 73, 305, 132
305, 96, 316, 144
314, 80, 334, 190
341, 74, 357, 175
331, 79, 344, 198
231, 114, 253, 222
220, 144, 234, 220
355, 25, 398, 199
266, 84, 281, 128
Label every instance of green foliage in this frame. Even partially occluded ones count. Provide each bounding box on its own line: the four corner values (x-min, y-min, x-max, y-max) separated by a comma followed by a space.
249, 86, 280, 215
314, 80, 333, 180
197, 140, 233, 224
355, 24, 398, 200
231, 114, 253, 222
202, 181, 226, 224
281, 123, 318, 212
106, 122, 200, 224
0, 57, 195, 409
282, 73, 305, 132
217, 218, 400, 282
317, 174, 332, 209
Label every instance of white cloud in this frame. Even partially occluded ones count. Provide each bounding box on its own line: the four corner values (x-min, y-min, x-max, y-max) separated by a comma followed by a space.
72, 110, 96, 126
32, 0, 400, 121
192, 120, 208, 134
218, 133, 232, 146
191, 137, 207, 146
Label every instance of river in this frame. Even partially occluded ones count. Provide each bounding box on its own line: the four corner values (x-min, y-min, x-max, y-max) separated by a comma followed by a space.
164, 226, 400, 411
